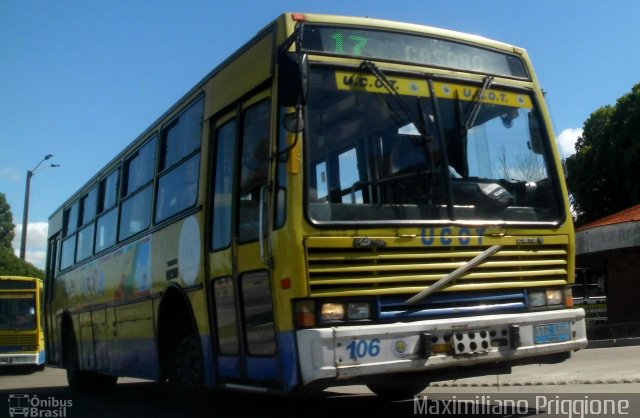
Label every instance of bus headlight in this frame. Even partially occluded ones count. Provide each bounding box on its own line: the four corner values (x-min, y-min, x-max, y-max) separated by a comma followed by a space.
295, 299, 373, 327
347, 302, 371, 320
529, 290, 546, 307
546, 289, 563, 306
321, 303, 345, 321
529, 288, 564, 308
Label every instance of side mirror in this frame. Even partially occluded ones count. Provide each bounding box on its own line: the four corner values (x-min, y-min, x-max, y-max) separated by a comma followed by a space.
278, 52, 309, 107
282, 108, 304, 133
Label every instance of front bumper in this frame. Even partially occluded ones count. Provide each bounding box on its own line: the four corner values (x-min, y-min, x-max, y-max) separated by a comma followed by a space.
0, 352, 44, 367
296, 308, 587, 385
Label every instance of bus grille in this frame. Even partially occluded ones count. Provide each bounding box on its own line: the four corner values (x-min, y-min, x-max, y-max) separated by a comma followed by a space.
0, 334, 38, 350
306, 237, 569, 297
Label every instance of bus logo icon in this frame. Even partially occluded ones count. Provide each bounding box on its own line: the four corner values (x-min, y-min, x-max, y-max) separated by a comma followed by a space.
7, 394, 72, 417
8, 394, 30, 417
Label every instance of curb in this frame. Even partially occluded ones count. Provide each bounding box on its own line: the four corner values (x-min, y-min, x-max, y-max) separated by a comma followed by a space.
431, 377, 640, 387
586, 337, 640, 349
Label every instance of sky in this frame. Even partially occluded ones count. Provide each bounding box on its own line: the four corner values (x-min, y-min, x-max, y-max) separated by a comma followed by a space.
2, 1, 640, 268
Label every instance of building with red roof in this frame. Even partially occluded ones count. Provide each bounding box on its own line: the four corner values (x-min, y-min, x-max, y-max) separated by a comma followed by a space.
576, 204, 640, 336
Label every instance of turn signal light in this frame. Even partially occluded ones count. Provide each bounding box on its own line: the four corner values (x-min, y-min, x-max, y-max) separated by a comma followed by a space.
295, 300, 316, 327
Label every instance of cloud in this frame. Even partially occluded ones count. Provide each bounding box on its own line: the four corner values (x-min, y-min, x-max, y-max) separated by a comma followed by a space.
0, 168, 21, 181
556, 128, 583, 158
12, 222, 49, 269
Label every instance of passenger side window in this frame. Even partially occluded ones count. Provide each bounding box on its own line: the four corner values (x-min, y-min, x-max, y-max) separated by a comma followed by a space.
60, 235, 76, 270
76, 187, 98, 262
119, 136, 156, 241
212, 119, 237, 251
60, 202, 80, 269
156, 98, 203, 223
95, 168, 119, 253
238, 100, 271, 243
64, 202, 79, 235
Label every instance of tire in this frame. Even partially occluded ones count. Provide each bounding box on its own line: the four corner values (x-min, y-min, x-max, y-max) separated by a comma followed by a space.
65, 328, 117, 391
169, 333, 205, 392
367, 381, 429, 401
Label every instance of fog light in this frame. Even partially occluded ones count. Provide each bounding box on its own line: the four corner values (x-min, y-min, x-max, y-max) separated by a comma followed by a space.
321, 303, 345, 321
546, 289, 563, 306
347, 302, 370, 320
529, 290, 546, 307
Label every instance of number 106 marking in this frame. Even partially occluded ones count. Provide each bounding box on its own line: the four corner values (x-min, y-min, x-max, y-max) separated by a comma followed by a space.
345, 339, 381, 360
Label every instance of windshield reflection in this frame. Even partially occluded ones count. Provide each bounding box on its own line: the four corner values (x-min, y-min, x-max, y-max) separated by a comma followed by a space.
304, 67, 563, 224
0, 295, 36, 330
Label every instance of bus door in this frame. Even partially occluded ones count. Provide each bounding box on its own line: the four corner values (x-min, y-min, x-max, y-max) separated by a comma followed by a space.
209, 93, 280, 387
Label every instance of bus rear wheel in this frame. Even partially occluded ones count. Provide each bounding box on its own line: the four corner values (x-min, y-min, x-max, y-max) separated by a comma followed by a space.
169, 333, 205, 392
367, 381, 429, 401
65, 328, 117, 390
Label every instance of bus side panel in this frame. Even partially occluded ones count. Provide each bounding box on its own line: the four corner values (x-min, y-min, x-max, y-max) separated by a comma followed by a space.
54, 235, 161, 379
78, 311, 95, 370
91, 308, 110, 372
113, 300, 159, 379
278, 331, 300, 392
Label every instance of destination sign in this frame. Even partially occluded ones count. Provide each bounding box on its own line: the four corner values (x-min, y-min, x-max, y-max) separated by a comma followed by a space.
301, 25, 529, 79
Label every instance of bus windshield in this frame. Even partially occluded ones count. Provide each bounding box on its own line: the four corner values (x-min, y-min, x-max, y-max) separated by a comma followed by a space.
305, 67, 563, 225
0, 294, 36, 330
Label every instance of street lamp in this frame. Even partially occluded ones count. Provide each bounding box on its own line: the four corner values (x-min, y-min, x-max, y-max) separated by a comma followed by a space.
19, 154, 60, 261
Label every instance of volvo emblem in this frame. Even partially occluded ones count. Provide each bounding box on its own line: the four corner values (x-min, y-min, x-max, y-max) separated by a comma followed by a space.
353, 237, 387, 248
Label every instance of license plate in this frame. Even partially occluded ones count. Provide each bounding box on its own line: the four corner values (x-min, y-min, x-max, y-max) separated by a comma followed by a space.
533, 322, 571, 344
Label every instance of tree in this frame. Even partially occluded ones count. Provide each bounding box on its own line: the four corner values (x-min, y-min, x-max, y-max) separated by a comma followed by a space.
566, 83, 640, 226
0, 193, 44, 279
0, 193, 14, 250
0, 248, 44, 279
496, 146, 547, 182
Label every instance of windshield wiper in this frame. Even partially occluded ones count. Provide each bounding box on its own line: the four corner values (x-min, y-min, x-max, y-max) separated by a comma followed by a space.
360, 61, 458, 212
360, 61, 446, 206
359, 61, 431, 138
464, 75, 494, 130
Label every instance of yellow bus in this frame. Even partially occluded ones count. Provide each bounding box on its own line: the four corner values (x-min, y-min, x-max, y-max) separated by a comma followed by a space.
0, 276, 45, 369
44, 13, 586, 398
